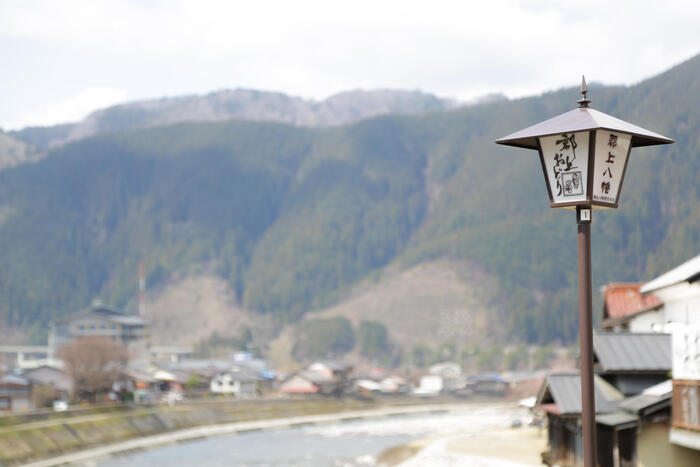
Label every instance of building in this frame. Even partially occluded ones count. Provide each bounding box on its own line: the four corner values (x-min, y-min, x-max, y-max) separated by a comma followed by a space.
428, 362, 464, 391
22, 365, 72, 399
640, 254, 700, 451
536, 373, 627, 466
600, 283, 663, 331
0, 374, 32, 411
210, 369, 261, 396
618, 380, 700, 467
279, 371, 328, 394
593, 331, 671, 396
48, 302, 149, 357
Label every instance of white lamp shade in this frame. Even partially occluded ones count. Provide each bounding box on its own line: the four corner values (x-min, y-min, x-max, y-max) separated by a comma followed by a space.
538, 130, 633, 208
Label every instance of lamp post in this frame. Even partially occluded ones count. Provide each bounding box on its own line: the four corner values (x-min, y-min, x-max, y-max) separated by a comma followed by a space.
495, 77, 673, 467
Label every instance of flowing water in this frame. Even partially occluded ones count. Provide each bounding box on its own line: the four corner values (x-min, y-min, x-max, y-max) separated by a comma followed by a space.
96, 404, 527, 467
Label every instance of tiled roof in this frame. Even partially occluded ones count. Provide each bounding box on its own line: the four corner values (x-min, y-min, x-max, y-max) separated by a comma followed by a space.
602, 283, 662, 320
593, 332, 671, 372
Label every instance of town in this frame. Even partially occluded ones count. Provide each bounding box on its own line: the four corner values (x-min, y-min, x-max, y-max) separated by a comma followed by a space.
1, 253, 699, 466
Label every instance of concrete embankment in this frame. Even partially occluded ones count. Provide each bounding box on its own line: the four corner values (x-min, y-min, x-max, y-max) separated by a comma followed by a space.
0, 398, 462, 466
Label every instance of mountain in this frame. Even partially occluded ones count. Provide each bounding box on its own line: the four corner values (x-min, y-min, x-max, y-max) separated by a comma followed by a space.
9, 89, 457, 150
0, 55, 697, 349
0, 131, 41, 170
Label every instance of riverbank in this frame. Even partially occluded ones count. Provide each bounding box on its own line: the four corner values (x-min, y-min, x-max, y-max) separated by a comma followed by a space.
379, 412, 546, 466
0, 398, 471, 466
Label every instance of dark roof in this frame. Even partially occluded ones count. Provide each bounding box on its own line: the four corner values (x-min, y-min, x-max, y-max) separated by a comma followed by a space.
620, 393, 671, 414
496, 107, 673, 150
52, 303, 148, 327
536, 373, 624, 415
619, 380, 672, 415
593, 332, 671, 372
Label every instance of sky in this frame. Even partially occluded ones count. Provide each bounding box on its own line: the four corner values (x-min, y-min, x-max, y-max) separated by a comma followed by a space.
1, 0, 699, 130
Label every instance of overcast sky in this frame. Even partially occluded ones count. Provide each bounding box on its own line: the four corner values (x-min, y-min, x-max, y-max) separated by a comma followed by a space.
1, 0, 698, 130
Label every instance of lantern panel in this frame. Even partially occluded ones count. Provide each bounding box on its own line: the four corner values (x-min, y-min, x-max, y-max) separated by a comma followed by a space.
539, 131, 590, 206
591, 130, 631, 206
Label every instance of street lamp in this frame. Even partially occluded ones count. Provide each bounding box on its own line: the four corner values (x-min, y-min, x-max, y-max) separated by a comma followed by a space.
495, 77, 673, 467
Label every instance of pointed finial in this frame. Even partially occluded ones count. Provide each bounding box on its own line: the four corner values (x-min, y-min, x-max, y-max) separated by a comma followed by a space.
577, 75, 591, 108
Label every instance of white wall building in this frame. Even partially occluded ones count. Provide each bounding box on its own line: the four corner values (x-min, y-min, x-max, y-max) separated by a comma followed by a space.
640, 254, 700, 450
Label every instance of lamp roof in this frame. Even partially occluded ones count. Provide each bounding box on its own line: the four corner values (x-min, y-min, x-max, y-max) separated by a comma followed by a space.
495, 107, 673, 150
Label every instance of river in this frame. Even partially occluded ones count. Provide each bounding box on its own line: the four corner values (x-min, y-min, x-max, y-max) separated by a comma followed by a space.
96, 403, 528, 467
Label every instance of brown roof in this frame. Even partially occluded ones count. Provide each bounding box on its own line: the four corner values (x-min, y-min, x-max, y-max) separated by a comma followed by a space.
602, 283, 662, 321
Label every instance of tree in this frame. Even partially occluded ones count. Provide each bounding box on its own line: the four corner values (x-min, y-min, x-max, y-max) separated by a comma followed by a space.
410, 344, 431, 368
357, 320, 390, 359
292, 317, 355, 361
58, 337, 128, 401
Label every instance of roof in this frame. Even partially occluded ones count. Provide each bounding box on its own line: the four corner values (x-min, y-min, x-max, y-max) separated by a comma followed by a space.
214, 371, 261, 383
536, 373, 624, 415
601, 283, 662, 321
596, 412, 639, 429
298, 370, 333, 384
619, 380, 672, 414
309, 360, 353, 372
0, 374, 30, 386
495, 107, 673, 150
52, 303, 148, 327
641, 254, 700, 294
122, 369, 158, 384
594, 332, 671, 372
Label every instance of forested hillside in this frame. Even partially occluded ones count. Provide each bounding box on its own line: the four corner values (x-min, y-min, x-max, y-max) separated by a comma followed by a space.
1, 55, 697, 344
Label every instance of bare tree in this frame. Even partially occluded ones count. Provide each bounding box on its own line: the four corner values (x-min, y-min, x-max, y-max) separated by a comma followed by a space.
58, 337, 128, 401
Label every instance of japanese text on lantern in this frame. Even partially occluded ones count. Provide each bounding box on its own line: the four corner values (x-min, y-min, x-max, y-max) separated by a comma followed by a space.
592, 131, 631, 205
539, 131, 589, 205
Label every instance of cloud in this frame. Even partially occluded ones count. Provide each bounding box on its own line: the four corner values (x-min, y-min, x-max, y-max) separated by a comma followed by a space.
8, 87, 128, 130
0, 0, 698, 128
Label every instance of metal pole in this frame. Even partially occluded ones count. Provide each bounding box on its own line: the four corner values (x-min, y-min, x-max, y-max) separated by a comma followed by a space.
577, 206, 596, 467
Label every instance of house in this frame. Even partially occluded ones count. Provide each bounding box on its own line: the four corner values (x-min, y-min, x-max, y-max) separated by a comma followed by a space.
640, 254, 700, 450
210, 368, 261, 396
428, 362, 464, 391
466, 373, 510, 397
307, 361, 353, 381
22, 365, 72, 398
539, 372, 700, 467
536, 372, 627, 466
0, 345, 54, 371
413, 375, 443, 396
147, 346, 193, 364
279, 371, 330, 394
600, 283, 663, 331
0, 374, 32, 411
48, 302, 149, 357
593, 331, 671, 396
618, 380, 700, 466
379, 375, 409, 394
304, 361, 354, 396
